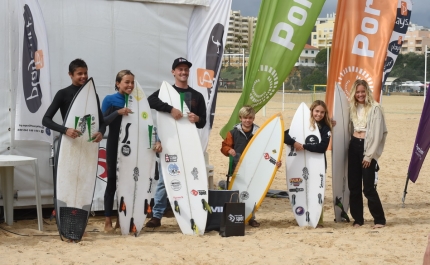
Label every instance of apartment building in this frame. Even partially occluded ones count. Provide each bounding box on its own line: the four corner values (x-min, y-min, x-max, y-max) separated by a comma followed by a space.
401, 23, 430, 54
311, 13, 335, 49
226, 10, 257, 54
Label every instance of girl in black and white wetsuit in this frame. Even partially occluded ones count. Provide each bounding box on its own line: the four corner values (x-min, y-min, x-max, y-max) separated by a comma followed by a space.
101, 70, 135, 232
284, 100, 333, 227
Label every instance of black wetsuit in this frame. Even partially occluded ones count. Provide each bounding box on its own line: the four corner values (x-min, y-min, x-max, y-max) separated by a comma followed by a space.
42, 84, 106, 134
147, 85, 206, 128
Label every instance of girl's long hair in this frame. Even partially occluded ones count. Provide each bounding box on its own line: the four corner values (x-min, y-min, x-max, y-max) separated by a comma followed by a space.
309, 100, 332, 131
349, 79, 374, 123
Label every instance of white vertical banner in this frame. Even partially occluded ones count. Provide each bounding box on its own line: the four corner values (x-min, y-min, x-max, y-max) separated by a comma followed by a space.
15, 0, 52, 143
187, 0, 232, 150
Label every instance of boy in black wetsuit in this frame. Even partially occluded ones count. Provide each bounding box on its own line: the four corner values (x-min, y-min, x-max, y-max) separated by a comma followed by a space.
42, 59, 105, 140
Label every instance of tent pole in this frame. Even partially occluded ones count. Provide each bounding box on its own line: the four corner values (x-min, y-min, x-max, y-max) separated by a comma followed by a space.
401, 174, 410, 208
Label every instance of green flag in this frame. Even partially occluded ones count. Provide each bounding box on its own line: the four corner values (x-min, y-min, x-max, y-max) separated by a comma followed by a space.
220, 0, 325, 138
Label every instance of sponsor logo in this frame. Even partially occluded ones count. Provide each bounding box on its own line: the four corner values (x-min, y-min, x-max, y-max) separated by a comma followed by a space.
211, 206, 223, 213
22, 4, 43, 113
168, 164, 180, 176
121, 123, 132, 145
415, 144, 424, 159
295, 206, 305, 216
395, 18, 409, 29
203, 23, 224, 106
305, 135, 319, 145
97, 147, 107, 179
165, 154, 177, 163
337, 66, 375, 98
121, 145, 131, 156
190, 189, 207, 196
197, 68, 215, 88
141, 111, 148, 120
388, 41, 401, 55
289, 178, 303, 187
147, 177, 153, 193
170, 179, 181, 191
173, 196, 183, 200
240, 191, 249, 200
269, 157, 277, 165
191, 167, 199, 180
289, 187, 304, 193
45, 127, 51, 136
133, 167, 139, 181
264, 153, 270, 159
228, 214, 244, 223
319, 174, 324, 188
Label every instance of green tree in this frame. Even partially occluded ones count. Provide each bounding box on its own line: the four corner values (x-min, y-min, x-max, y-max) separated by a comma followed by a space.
301, 68, 327, 90
315, 48, 328, 67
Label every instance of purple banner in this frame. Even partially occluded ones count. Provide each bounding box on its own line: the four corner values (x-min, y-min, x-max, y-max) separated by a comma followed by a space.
408, 94, 430, 183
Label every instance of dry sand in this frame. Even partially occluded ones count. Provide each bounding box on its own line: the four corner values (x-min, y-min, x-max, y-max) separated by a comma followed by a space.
1, 93, 430, 264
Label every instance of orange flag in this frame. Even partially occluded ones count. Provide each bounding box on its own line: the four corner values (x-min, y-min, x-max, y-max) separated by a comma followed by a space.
325, 0, 398, 115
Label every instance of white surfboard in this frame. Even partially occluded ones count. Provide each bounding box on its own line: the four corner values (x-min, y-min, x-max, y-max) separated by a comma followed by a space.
228, 113, 284, 223
156, 81, 209, 235
332, 83, 350, 222
286, 102, 326, 228
55, 78, 100, 241
116, 81, 156, 236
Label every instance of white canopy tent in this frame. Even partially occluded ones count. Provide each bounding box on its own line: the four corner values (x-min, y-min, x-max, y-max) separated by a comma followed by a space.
0, 0, 209, 207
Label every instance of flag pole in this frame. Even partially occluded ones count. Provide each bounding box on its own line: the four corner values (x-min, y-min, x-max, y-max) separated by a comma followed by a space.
402, 174, 410, 208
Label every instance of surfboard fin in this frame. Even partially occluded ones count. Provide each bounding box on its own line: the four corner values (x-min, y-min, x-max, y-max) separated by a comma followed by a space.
335, 197, 350, 222
119, 197, 127, 216
174, 200, 180, 214
129, 218, 137, 234
191, 219, 199, 234
202, 199, 212, 213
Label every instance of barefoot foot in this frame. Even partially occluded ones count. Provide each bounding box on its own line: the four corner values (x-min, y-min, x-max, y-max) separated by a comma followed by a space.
373, 224, 385, 229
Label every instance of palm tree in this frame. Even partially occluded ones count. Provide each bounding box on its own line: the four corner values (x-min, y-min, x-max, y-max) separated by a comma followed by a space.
225, 44, 233, 66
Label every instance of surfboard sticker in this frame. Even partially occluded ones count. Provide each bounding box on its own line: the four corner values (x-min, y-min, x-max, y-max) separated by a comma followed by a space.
228, 113, 285, 223
286, 102, 326, 228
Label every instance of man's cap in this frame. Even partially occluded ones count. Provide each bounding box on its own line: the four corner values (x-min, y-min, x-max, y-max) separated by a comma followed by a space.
172, 57, 192, 70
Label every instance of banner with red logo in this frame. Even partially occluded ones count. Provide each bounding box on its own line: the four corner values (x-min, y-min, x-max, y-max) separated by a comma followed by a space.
382, 0, 412, 88
15, 0, 52, 142
325, 0, 398, 115
187, 0, 232, 150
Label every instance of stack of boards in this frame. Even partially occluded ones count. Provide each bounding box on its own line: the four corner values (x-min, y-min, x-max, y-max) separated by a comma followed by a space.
157, 81, 209, 235
286, 102, 325, 228
55, 78, 100, 241
228, 113, 284, 223
332, 83, 350, 222
116, 81, 156, 236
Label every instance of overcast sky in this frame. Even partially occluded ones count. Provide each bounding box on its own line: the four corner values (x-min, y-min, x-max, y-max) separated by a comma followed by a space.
231, 0, 430, 28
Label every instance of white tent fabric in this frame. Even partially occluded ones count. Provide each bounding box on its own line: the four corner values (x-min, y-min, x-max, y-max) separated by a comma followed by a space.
0, 0, 205, 207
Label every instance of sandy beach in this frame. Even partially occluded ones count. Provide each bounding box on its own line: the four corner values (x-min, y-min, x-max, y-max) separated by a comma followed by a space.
1, 93, 430, 265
